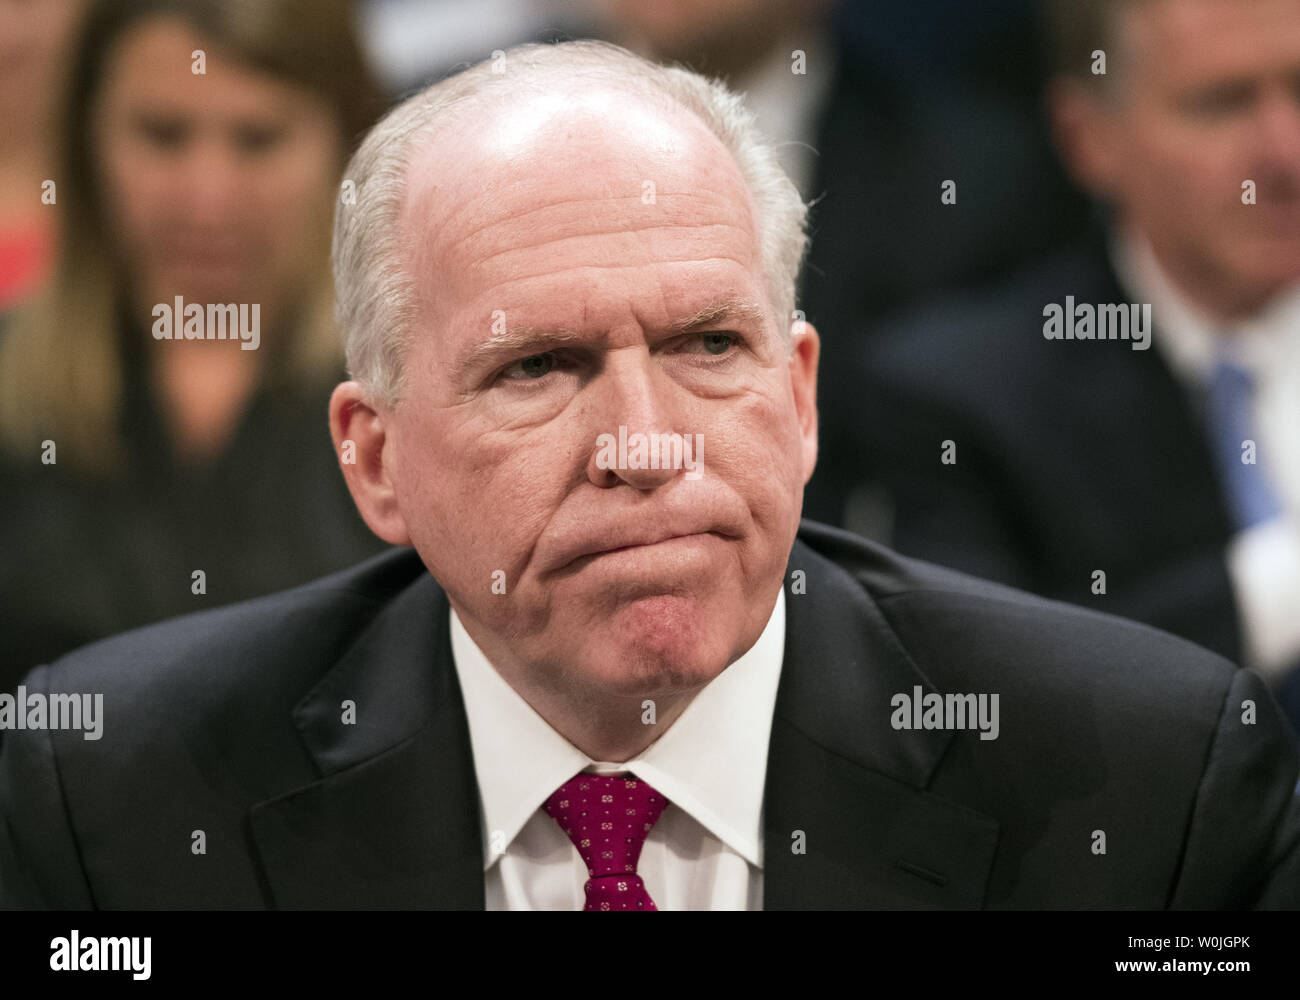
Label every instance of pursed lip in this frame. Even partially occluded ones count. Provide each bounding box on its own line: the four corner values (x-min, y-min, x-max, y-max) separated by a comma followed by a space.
555, 529, 728, 572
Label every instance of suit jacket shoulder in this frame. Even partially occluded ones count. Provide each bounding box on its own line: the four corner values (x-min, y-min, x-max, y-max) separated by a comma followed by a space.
0, 547, 446, 908
3, 526, 1298, 908
779, 522, 1300, 908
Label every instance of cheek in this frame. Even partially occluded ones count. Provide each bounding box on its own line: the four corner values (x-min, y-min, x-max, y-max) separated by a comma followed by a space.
694, 386, 804, 529
392, 408, 561, 593
255, 132, 338, 227
250, 149, 337, 279
720, 382, 802, 472
96, 140, 165, 251
1138, 122, 1240, 200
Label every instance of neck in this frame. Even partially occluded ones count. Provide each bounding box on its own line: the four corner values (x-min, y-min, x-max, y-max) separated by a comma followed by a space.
453, 607, 704, 762
148, 339, 266, 464
516, 683, 696, 763
1142, 228, 1283, 323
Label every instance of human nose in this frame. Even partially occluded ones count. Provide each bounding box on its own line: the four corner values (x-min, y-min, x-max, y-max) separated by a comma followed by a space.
585, 347, 689, 491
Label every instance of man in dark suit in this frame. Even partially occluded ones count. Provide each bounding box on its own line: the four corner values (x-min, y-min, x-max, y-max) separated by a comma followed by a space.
4, 523, 1298, 908
2, 38, 1298, 909
841, 229, 1246, 672
835, 0, 1300, 730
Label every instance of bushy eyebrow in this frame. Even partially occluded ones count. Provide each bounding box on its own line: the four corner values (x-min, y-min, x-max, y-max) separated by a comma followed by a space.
450, 296, 769, 385
451, 328, 590, 385
668, 298, 768, 334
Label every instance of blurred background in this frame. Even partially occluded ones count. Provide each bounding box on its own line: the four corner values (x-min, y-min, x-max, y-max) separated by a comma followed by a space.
2, 0, 1298, 740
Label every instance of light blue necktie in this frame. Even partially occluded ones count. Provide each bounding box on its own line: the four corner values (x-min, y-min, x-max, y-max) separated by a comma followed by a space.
1204, 358, 1284, 532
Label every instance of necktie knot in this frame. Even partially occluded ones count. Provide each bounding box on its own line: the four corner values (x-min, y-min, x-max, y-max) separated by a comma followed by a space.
544, 772, 668, 910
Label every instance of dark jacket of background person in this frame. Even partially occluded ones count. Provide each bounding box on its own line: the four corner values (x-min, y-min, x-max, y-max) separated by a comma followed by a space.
837, 229, 1300, 732
2, 522, 1297, 909
0, 0, 389, 692
795, 28, 1088, 525
824, 0, 1300, 738
0, 320, 386, 691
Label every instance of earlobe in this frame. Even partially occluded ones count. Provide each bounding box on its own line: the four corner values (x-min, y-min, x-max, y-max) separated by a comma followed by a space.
328, 381, 412, 545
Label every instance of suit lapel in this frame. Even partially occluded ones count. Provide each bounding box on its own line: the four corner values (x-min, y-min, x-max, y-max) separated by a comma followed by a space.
763, 533, 1000, 908
249, 569, 485, 908
248, 531, 1001, 909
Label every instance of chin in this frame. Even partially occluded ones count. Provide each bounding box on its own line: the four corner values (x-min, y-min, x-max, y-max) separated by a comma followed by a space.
577, 596, 736, 696
153, 269, 253, 304
1237, 235, 1300, 273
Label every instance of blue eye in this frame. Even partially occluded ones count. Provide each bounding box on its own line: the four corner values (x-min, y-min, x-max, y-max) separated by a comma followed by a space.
700, 333, 733, 355
503, 353, 554, 380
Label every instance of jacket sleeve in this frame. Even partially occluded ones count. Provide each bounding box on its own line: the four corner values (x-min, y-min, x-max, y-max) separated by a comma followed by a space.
0, 663, 96, 909
1168, 665, 1300, 908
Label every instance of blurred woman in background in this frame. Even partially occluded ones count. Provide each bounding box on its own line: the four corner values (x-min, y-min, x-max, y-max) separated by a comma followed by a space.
0, 0, 389, 688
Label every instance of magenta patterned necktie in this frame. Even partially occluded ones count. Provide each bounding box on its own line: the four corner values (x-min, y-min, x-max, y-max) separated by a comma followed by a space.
544, 772, 669, 911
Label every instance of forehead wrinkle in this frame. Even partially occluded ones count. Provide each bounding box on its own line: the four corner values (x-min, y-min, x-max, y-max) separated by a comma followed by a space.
439, 182, 754, 274
404, 97, 759, 268
466, 254, 758, 296
399, 90, 774, 380
437, 192, 647, 274
401, 118, 498, 247
467, 221, 750, 273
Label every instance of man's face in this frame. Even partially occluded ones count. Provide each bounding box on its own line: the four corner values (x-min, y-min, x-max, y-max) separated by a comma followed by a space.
381, 89, 817, 705
1077, 0, 1300, 308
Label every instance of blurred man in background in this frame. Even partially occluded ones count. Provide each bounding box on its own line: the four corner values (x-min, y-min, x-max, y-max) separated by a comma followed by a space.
842, 0, 1300, 729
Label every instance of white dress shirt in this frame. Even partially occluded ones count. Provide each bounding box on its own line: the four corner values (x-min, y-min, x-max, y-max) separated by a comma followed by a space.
449, 587, 786, 910
1112, 228, 1300, 677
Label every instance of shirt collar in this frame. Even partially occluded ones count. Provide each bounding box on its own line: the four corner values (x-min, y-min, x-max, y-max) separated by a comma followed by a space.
1110, 225, 1300, 380
450, 588, 786, 872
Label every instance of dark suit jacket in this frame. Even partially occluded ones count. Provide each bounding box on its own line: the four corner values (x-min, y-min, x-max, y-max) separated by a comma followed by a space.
838, 233, 1248, 661
797, 32, 1088, 527
2, 521, 1298, 908
0, 337, 387, 693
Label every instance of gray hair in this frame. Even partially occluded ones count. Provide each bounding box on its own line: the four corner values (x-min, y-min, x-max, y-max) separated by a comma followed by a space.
333, 39, 809, 406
